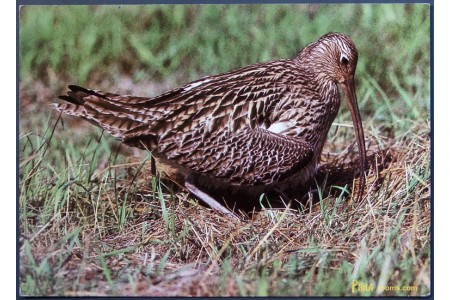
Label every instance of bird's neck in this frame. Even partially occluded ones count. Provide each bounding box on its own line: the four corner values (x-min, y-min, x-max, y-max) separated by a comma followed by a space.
294, 55, 336, 84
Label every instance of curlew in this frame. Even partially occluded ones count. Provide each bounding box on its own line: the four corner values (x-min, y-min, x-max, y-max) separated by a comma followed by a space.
53, 32, 367, 218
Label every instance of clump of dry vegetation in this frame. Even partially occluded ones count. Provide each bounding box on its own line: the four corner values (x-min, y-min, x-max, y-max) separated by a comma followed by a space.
19, 113, 430, 296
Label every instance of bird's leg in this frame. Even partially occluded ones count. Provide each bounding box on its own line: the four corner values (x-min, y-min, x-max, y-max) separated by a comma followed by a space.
150, 156, 157, 176
184, 181, 239, 220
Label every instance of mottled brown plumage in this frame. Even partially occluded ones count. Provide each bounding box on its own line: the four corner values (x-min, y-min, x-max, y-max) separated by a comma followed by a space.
53, 32, 367, 216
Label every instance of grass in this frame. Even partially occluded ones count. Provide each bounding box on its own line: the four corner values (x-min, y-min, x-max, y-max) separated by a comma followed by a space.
19, 4, 430, 297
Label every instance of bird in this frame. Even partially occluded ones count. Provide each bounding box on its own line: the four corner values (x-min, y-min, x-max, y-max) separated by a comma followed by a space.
53, 32, 367, 218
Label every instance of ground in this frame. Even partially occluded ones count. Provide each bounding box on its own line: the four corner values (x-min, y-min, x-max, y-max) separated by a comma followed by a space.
18, 4, 431, 296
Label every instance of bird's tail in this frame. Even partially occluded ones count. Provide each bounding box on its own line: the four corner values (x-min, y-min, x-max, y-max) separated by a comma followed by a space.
52, 85, 148, 140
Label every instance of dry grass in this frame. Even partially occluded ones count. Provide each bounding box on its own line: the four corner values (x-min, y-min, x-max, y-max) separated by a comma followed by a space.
19, 103, 430, 296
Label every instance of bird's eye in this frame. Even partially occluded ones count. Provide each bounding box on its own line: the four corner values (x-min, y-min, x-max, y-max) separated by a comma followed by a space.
340, 54, 349, 65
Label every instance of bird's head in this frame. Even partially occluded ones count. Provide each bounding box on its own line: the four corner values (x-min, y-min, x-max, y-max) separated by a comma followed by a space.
297, 32, 366, 202
298, 32, 358, 84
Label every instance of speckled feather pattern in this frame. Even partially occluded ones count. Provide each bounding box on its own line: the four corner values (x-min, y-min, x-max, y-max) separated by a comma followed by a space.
53, 32, 365, 195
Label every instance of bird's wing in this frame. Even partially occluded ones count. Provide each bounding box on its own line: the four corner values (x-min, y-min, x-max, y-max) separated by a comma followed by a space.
120, 60, 315, 186
164, 126, 314, 186
122, 59, 300, 142
55, 60, 314, 185
55, 60, 295, 142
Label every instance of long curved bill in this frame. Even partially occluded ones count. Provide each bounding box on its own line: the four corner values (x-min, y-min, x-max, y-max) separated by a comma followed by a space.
340, 78, 366, 202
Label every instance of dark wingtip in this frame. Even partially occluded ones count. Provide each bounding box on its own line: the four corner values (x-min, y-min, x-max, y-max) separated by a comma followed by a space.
68, 84, 89, 93
57, 85, 91, 105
